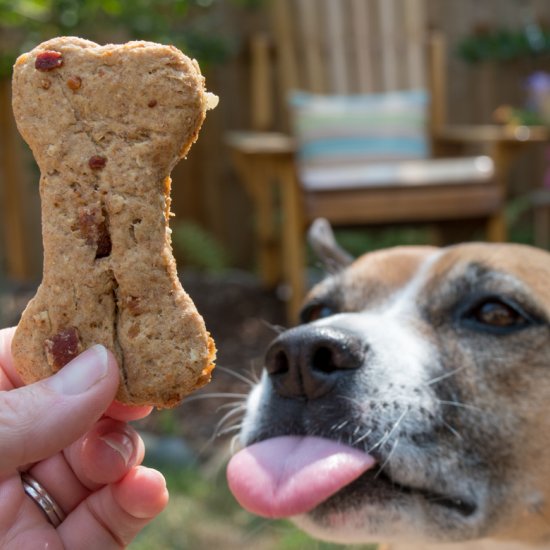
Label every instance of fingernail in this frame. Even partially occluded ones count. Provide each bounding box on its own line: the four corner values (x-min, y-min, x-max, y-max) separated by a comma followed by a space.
45, 345, 109, 395
100, 430, 135, 466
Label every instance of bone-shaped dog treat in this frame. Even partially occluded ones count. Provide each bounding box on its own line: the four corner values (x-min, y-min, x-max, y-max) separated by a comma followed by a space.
11, 37, 217, 407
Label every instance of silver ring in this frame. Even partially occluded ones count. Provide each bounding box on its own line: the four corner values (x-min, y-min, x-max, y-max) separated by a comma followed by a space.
21, 472, 66, 528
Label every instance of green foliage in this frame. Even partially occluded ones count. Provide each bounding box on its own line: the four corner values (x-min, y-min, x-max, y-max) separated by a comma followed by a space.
457, 26, 550, 64
505, 194, 537, 245
0, 0, 259, 76
156, 409, 179, 435
172, 221, 229, 273
333, 226, 433, 258
231, 0, 263, 7
134, 463, 380, 550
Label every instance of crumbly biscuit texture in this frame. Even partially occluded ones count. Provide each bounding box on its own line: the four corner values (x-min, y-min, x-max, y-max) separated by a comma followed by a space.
11, 37, 216, 407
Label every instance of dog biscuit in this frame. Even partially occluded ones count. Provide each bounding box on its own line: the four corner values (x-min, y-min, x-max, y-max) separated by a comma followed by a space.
11, 37, 217, 407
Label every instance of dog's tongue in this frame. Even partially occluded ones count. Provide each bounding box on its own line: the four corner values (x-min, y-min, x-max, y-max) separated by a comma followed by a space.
227, 436, 376, 518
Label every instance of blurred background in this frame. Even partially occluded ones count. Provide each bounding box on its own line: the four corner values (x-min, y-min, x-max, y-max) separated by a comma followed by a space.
1, 0, 550, 548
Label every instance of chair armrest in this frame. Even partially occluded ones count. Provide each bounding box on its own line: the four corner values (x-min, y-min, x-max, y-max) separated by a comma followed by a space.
226, 131, 296, 155
434, 124, 550, 145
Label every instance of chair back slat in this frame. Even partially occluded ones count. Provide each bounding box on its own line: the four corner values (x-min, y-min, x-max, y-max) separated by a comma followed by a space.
378, 0, 400, 90
297, 0, 326, 93
266, 0, 429, 131
405, 0, 427, 90
324, 0, 350, 94
351, 0, 375, 93
270, 0, 427, 96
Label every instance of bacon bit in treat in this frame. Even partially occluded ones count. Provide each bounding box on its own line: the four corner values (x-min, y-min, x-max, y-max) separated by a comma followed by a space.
95, 218, 112, 259
148, 99, 157, 108
44, 327, 82, 371
35, 51, 63, 71
128, 323, 140, 338
78, 206, 101, 246
126, 296, 142, 314
77, 206, 111, 258
40, 79, 51, 89
67, 76, 82, 91
89, 155, 107, 170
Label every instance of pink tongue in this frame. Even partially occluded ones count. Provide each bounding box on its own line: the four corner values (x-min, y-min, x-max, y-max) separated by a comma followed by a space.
226, 436, 376, 518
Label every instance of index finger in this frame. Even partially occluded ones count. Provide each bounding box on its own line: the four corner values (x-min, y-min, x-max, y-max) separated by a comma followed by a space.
0, 327, 23, 390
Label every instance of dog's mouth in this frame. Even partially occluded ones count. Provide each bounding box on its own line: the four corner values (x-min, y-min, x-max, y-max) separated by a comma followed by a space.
227, 435, 477, 519
347, 465, 477, 517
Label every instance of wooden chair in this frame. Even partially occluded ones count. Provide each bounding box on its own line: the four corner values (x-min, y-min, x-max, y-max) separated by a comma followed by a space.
533, 188, 550, 249
227, 0, 537, 321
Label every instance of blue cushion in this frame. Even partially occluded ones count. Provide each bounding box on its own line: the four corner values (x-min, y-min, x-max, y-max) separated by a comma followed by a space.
289, 90, 430, 177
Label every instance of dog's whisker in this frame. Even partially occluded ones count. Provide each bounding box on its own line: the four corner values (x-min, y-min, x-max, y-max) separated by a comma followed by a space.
441, 420, 464, 441
216, 406, 244, 425
353, 429, 373, 446
216, 423, 244, 437
437, 400, 485, 413
230, 434, 242, 456
201, 421, 245, 455
368, 432, 390, 455
247, 363, 263, 384
331, 419, 350, 434
260, 319, 288, 335
368, 409, 409, 454
425, 365, 468, 386
182, 392, 248, 404
214, 406, 246, 436
216, 401, 247, 412
375, 438, 400, 479
215, 365, 257, 388
386, 408, 409, 439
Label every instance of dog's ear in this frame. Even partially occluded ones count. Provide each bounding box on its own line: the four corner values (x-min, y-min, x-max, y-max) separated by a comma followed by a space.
308, 218, 354, 273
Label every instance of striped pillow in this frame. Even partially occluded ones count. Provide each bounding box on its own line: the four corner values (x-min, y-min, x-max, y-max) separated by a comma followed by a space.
289, 90, 430, 182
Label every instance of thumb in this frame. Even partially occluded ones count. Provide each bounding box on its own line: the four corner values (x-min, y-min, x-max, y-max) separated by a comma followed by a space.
0, 345, 120, 477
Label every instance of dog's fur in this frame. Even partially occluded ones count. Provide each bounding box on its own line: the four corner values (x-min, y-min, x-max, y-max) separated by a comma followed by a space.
236, 220, 550, 549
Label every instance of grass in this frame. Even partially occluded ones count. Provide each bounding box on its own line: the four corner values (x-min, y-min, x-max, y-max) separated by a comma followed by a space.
132, 462, 379, 550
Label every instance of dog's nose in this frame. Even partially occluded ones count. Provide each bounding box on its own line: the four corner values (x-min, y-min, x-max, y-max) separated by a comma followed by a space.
265, 325, 365, 399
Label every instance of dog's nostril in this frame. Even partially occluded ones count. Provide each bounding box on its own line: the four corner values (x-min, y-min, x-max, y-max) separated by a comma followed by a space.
270, 349, 289, 375
311, 345, 336, 373
311, 339, 365, 373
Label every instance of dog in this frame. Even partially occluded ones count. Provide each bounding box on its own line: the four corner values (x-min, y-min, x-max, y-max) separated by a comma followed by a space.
227, 219, 550, 550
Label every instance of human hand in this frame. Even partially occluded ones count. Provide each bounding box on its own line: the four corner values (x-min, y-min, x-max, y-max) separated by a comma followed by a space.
0, 326, 168, 549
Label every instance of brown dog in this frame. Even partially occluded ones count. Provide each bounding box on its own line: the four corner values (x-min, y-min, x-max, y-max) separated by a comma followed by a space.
228, 219, 550, 549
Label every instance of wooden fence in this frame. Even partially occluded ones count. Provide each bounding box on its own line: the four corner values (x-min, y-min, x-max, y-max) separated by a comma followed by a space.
1, 0, 549, 281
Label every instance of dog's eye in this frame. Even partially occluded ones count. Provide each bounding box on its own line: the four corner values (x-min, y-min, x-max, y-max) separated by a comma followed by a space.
463, 298, 531, 333
300, 303, 335, 324
474, 301, 524, 327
